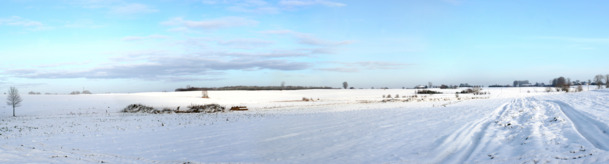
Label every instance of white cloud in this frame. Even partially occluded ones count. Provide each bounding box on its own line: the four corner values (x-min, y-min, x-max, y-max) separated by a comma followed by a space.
110, 3, 158, 15
279, 0, 346, 7
296, 34, 353, 46
122, 34, 169, 41
71, 1, 158, 15
0, 16, 43, 27
202, 0, 344, 14
217, 38, 273, 48
319, 61, 409, 73
317, 67, 358, 72
64, 19, 104, 29
535, 36, 609, 44
162, 17, 258, 30
227, 6, 279, 14
260, 29, 353, 47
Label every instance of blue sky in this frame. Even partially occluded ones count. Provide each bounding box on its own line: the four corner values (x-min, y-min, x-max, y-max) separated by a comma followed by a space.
1, 0, 609, 93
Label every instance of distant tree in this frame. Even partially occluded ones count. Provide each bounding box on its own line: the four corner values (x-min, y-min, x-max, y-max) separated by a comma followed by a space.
7, 87, 22, 117
281, 81, 285, 91
594, 74, 604, 89
428, 82, 433, 88
70, 91, 81, 95
553, 77, 566, 91
349, 87, 355, 89
343, 81, 348, 89
606, 74, 609, 88
82, 90, 92, 94
564, 78, 571, 92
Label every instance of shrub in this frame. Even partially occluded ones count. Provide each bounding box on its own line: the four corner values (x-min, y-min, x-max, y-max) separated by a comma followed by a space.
122, 104, 158, 113
123, 104, 226, 114
416, 90, 442, 94
186, 104, 225, 113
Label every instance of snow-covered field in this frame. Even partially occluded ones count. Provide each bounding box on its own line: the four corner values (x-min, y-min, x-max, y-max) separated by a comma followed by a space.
2, 87, 609, 163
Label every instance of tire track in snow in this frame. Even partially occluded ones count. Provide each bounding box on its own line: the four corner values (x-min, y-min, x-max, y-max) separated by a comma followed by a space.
434, 97, 603, 163
550, 100, 609, 151
433, 102, 511, 163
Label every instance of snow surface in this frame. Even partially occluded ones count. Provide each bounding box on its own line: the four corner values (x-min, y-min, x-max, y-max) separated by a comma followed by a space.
1, 87, 609, 163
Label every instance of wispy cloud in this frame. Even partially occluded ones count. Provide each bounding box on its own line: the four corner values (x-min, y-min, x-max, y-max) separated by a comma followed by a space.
63, 19, 104, 29
0, 16, 43, 27
202, 0, 345, 14
319, 61, 409, 73
227, 0, 280, 14
217, 38, 274, 48
122, 34, 168, 42
534, 36, 609, 44
110, 3, 158, 15
260, 29, 353, 47
8, 52, 310, 81
279, 0, 346, 7
71, 1, 158, 16
162, 17, 258, 31
317, 67, 358, 72
211, 48, 321, 58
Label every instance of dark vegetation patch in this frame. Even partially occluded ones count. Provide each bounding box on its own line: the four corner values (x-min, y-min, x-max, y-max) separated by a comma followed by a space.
415, 90, 442, 94
122, 104, 228, 114
176, 85, 335, 91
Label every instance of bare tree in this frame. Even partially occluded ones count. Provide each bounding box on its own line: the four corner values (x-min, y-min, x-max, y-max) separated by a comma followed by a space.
565, 78, 571, 92
606, 74, 609, 89
594, 74, 604, 89
342, 81, 348, 89
553, 77, 566, 91
6, 87, 22, 117
281, 81, 285, 91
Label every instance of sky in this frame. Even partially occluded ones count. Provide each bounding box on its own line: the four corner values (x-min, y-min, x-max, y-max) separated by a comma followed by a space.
1, 0, 609, 93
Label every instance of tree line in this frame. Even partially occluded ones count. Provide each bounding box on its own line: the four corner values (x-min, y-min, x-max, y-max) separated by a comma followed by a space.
176, 85, 335, 91
550, 74, 609, 92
